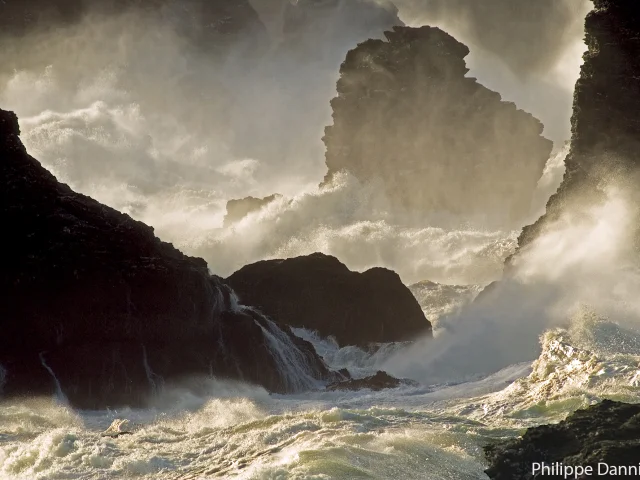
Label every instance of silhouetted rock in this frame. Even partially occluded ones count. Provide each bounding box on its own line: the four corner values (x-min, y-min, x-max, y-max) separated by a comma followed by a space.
223, 194, 281, 227
323, 26, 553, 226
0, 107, 336, 408
514, 0, 640, 254
484, 400, 640, 480
327, 370, 417, 391
226, 253, 431, 347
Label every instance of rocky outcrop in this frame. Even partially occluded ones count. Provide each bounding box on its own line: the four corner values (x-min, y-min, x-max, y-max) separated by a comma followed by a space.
0, 107, 337, 408
327, 370, 417, 392
323, 26, 553, 226
515, 0, 640, 253
484, 400, 640, 480
223, 194, 281, 227
226, 253, 431, 347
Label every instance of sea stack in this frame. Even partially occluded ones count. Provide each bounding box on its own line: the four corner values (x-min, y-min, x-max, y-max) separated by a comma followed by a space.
323, 26, 553, 226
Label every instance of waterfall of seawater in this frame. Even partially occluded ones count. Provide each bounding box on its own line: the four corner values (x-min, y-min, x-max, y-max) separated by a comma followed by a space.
38, 352, 69, 405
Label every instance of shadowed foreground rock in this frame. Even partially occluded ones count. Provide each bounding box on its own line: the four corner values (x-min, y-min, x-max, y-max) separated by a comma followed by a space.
323, 25, 552, 226
226, 253, 431, 347
484, 400, 640, 479
0, 108, 337, 409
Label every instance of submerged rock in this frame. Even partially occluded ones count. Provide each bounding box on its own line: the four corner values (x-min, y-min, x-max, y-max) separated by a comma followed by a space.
484, 400, 640, 480
327, 370, 417, 391
0, 107, 336, 408
101, 419, 134, 438
226, 252, 431, 347
514, 0, 640, 254
323, 26, 552, 226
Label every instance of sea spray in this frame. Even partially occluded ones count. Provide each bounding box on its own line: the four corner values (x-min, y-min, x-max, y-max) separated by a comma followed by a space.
380, 185, 640, 385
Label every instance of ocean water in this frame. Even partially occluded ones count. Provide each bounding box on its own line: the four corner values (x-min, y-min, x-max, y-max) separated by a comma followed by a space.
2, 309, 639, 480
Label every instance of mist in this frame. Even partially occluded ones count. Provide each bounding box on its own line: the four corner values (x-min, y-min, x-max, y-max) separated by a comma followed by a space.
0, 0, 587, 286
393, 0, 590, 143
382, 176, 640, 384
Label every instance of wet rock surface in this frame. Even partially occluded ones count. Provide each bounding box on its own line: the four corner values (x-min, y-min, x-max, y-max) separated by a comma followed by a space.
327, 370, 417, 392
484, 400, 640, 480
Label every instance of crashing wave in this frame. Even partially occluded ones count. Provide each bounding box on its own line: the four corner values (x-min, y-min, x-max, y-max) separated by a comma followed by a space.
451, 312, 640, 426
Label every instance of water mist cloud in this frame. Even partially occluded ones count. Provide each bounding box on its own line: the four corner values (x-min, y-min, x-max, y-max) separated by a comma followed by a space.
394, 0, 590, 78
0, 1, 579, 289
381, 180, 640, 384
392, 0, 590, 144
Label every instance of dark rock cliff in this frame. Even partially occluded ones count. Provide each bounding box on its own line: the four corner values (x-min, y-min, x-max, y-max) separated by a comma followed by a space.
514, 0, 640, 254
484, 400, 640, 480
323, 26, 553, 226
0, 108, 336, 408
226, 252, 432, 347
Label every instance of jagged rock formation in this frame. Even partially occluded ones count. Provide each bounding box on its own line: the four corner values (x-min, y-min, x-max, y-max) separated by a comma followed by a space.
223, 194, 281, 227
515, 0, 640, 253
484, 400, 640, 479
323, 26, 553, 226
327, 370, 418, 391
0, 107, 338, 408
226, 252, 432, 347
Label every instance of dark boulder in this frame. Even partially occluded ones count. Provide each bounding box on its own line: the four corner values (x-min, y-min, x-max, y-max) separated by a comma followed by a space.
323, 26, 553, 227
226, 252, 431, 347
327, 370, 417, 391
484, 400, 640, 480
0, 107, 336, 408
513, 0, 640, 256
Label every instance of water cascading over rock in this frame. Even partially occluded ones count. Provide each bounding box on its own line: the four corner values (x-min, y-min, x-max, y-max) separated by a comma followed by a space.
323, 26, 553, 226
